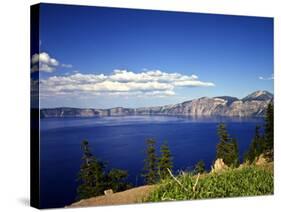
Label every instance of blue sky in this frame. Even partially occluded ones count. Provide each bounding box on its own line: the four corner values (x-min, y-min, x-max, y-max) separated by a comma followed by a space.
34, 3, 273, 108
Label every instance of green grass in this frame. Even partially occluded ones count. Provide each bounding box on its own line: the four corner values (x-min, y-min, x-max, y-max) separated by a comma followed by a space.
145, 166, 273, 202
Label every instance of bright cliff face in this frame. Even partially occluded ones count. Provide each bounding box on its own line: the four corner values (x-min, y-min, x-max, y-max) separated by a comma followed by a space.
40, 90, 273, 118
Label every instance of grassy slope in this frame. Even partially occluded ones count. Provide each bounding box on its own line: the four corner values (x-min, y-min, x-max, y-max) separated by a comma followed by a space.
146, 164, 273, 202
69, 163, 273, 207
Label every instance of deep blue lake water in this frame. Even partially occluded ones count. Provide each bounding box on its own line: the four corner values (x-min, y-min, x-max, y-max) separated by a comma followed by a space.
39, 116, 264, 208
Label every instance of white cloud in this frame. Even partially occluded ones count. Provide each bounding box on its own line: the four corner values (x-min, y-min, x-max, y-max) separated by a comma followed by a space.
31, 52, 59, 73
31, 52, 73, 72
61, 63, 73, 68
40, 69, 215, 98
259, 74, 274, 80
108, 69, 200, 84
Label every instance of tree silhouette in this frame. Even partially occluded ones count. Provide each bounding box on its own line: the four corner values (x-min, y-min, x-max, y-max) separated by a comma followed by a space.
158, 141, 173, 179
143, 138, 158, 184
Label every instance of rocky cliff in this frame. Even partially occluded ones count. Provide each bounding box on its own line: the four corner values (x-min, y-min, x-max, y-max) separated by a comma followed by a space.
41, 90, 273, 118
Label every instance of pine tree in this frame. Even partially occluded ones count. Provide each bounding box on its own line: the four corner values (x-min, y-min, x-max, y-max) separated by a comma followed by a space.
255, 126, 266, 156
231, 138, 239, 167
216, 123, 240, 167
194, 160, 205, 174
245, 103, 274, 163
77, 140, 131, 200
77, 140, 93, 199
77, 140, 106, 200
244, 126, 266, 163
143, 138, 158, 184
264, 102, 273, 159
216, 123, 229, 163
107, 169, 131, 192
158, 141, 173, 179
216, 123, 229, 160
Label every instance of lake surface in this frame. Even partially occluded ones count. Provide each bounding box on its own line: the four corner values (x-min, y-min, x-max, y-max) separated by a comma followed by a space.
39, 116, 264, 208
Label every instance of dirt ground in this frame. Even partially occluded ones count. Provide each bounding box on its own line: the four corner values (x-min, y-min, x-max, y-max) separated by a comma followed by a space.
68, 185, 156, 208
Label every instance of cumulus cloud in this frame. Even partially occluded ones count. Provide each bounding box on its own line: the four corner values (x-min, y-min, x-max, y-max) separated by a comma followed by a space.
31, 52, 59, 73
31, 52, 73, 73
40, 69, 215, 98
259, 74, 274, 80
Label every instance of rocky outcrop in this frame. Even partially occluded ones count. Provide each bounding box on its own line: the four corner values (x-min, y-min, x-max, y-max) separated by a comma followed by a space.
211, 158, 229, 173
255, 154, 268, 166
104, 189, 114, 196
41, 90, 273, 118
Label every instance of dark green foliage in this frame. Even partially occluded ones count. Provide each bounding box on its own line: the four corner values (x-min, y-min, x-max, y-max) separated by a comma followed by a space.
147, 166, 273, 202
77, 140, 130, 200
244, 102, 274, 163
143, 139, 158, 184
194, 160, 205, 174
216, 123, 240, 167
77, 140, 106, 200
81, 140, 92, 162
107, 169, 131, 192
231, 138, 239, 167
158, 142, 173, 179
264, 102, 274, 159
244, 126, 266, 163
217, 123, 229, 144
216, 123, 229, 161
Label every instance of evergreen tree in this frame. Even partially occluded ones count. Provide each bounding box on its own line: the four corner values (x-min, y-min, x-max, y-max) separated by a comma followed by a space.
244, 126, 266, 163
107, 169, 131, 192
216, 123, 229, 160
77, 140, 106, 200
231, 138, 239, 167
216, 123, 240, 167
245, 103, 274, 163
158, 141, 173, 179
194, 160, 205, 174
264, 102, 273, 159
77, 140, 131, 200
143, 138, 158, 184
255, 126, 266, 156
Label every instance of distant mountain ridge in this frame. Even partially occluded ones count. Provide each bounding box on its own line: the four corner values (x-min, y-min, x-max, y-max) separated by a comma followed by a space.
242, 90, 273, 102
41, 90, 273, 118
